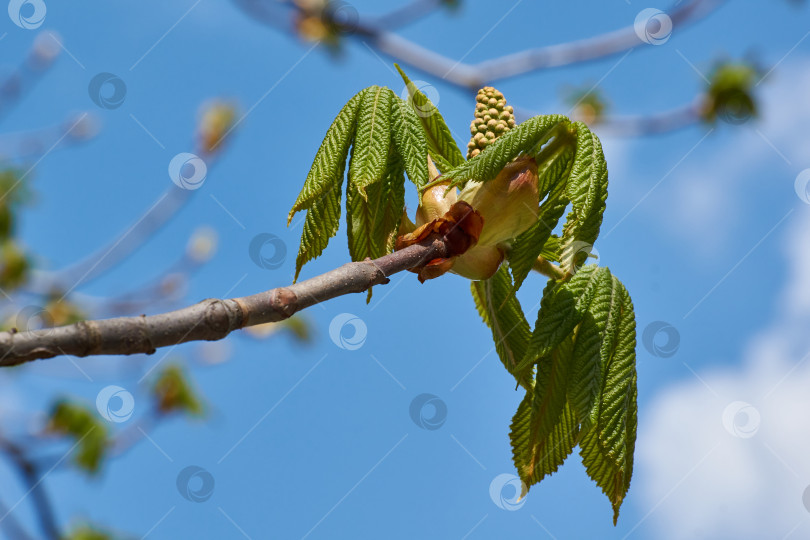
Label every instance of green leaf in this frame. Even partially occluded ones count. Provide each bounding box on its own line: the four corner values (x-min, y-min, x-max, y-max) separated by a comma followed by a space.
152, 364, 204, 417
578, 277, 637, 524
510, 393, 579, 489
559, 122, 608, 275
567, 269, 624, 430
391, 96, 430, 189
347, 145, 405, 263
517, 265, 606, 372
470, 265, 533, 390
395, 64, 464, 171
48, 400, 108, 474
294, 182, 342, 281
540, 235, 561, 263
442, 115, 568, 189
288, 89, 364, 223
348, 86, 393, 196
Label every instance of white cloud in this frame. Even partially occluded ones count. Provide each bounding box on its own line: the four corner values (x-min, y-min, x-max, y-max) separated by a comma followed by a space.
636, 206, 810, 539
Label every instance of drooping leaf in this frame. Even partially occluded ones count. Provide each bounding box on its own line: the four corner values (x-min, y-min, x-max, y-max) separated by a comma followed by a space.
510, 393, 579, 489
529, 335, 574, 449
348, 86, 393, 196
442, 115, 568, 189
395, 64, 464, 171
294, 182, 342, 281
470, 265, 533, 390
288, 89, 364, 222
578, 277, 637, 524
567, 269, 624, 429
347, 145, 405, 262
540, 235, 561, 263
391, 95, 430, 189
517, 265, 606, 372
559, 122, 608, 275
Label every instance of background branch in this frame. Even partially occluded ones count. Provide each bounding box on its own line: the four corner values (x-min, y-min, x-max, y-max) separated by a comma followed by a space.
234, 0, 726, 89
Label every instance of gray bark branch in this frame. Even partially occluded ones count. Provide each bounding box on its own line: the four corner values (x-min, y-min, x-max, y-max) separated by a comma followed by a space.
0, 239, 449, 367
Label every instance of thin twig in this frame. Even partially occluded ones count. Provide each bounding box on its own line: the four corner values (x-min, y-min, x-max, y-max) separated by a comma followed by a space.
516, 99, 705, 137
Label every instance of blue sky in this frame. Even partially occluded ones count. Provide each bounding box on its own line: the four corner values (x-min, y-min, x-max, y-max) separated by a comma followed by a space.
1, 1, 810, 539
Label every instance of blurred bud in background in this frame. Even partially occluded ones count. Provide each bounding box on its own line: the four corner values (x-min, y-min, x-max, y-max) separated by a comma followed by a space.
701, 60, 761, 125
565, 86, 608, 126
152, 364, 205, 417
196, 100, 238, 156
243, 316, 313, 344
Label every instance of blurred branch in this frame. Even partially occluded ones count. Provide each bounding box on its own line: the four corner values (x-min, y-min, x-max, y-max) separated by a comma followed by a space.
0, 237, 450, 365
0, 33, 61, 125
372, 0, 448, 30
27, 103, 235, 295
516, 98, 704, 137
0, 114, 98, 161
0, 437, 59, 540
234, 0, 726, 89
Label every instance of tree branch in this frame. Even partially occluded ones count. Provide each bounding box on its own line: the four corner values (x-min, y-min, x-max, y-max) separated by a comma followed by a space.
234, 0, 726, 89
0, 437, 60, 540
0, 238, 449, 366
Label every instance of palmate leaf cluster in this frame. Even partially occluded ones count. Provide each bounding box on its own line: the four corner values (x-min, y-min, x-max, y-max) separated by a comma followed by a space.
289, 66, 638, 523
